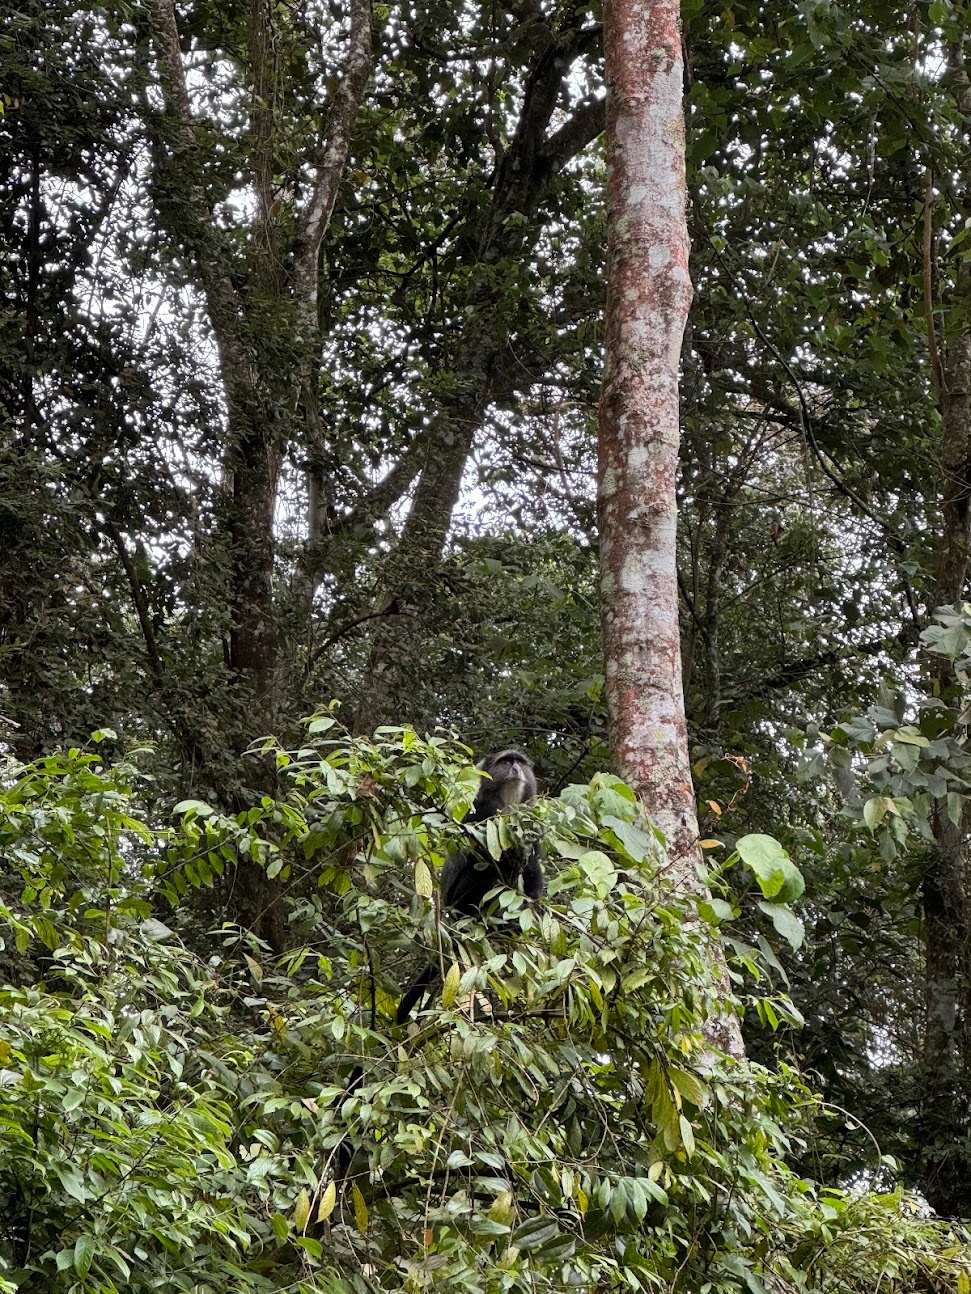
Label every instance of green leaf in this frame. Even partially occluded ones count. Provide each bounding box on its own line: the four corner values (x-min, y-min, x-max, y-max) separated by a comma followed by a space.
441, 962, 461, 1008
74, 1233, 96, 1279
603, 816, 656, 863
173, 799, 215, 817
948, 792, 965, 827
414, 857, 433, 899
759, 902, 805, 950
653, 1083, 681, 1152
511, 1216, 560, 1250
317, 1181, 337, 1221
736, 834, 805, 903
578, 850, 617, 897
863, 796, 894, 831
678, 1114, 696, 1157
486, 817, 503, 860
55, 1162, 89, 1202
893, 727, 929, 747
669, 1068, 707, 1109
699, 897, 736, 923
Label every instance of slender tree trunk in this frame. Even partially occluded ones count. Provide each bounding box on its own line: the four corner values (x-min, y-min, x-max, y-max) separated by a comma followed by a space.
351, 21, 605, 733
920, 42, 971, 1214
598, 0, 742, 1058
351, 338, 494, 735
598, 0, 695, 859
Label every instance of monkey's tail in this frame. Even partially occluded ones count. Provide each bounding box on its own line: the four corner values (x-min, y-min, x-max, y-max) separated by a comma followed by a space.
395, 963, 439, 1024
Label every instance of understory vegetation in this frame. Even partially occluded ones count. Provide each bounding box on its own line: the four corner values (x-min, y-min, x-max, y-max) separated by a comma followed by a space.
0, 728, 968, 1293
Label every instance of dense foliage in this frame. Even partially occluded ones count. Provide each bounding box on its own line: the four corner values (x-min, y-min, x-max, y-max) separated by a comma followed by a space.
1, 732, 968, 1293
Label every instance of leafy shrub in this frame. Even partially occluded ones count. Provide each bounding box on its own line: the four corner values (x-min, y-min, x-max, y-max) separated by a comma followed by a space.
0, 727, 966, 1292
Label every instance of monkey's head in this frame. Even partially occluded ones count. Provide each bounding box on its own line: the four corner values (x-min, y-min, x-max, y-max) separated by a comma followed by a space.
472, 749, 537, 817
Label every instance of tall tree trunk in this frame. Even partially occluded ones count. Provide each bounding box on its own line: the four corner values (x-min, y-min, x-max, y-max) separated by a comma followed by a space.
920, 41, 971, 1215
598, 0, 742, 1058
147, 0, 373, 949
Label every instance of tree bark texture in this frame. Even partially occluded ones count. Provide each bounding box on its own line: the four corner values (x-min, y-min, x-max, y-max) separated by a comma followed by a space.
598, 0, 694, 859
597, 0, 742, 1059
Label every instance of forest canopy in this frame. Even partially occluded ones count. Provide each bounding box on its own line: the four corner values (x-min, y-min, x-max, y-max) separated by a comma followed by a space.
4, 0, 971, 1288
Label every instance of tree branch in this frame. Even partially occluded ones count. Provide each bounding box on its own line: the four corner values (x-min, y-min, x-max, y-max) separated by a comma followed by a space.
146, 0, 199, 150
101, 519, 166, 685
249, 0, 278, 234
737, 626, 920, 700
544, 96, 606, 174
294, 0, 373, 286
146, 0, 243, 356
494, 21, 601, 210
739, 291, 923, 631
324, 437, 427, 539
923, 165, 946, 403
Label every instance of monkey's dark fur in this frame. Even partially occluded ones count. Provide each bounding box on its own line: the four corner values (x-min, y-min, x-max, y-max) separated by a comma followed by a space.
396, 750, 543, 1024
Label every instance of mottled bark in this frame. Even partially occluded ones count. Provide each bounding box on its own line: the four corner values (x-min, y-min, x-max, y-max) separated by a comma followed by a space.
297, 0, 373, 552
598, 0, 694, 857
351, 345, 492, 735
597, 0, 741, 1058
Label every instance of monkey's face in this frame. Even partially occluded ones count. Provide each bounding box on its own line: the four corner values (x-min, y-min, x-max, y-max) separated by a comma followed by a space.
476, 750, 536, 807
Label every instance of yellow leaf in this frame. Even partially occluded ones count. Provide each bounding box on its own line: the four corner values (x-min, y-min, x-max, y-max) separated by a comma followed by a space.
576, 1185, 589, 1214
699, 839, 723, 850
958, 1269, 971, 1294
441, 962, 461, 1008
679, 1113, 696, 1157
316, 1181, 336, 1222
707, 800, 722, 816
244, 954, 263, 983
414, 858, 433, 899
653, 1083, 680, 1152
293, 1188, 311, 1233
669, 1067, 707, 1109
352, 1181, 368, 1234
488, 1190, 516, 1225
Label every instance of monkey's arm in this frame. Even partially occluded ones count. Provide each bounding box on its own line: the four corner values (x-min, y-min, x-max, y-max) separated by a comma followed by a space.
395, 962, 439, 1025
521, 845, 545, 899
